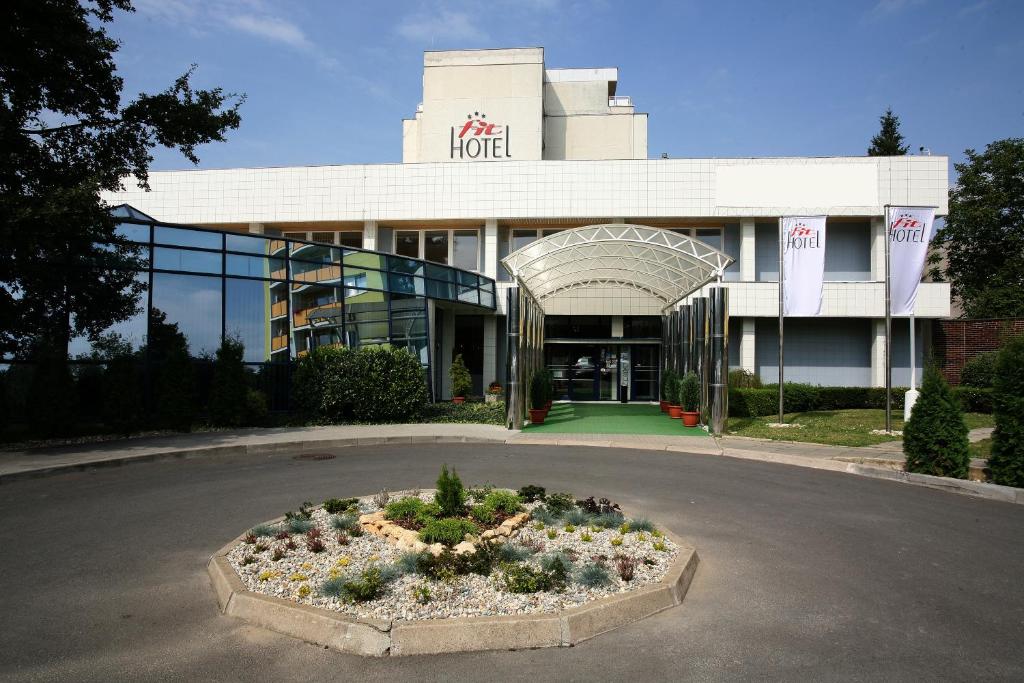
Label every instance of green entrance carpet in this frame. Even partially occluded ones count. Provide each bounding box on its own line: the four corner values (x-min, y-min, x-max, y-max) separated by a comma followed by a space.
522, 402, 708, 436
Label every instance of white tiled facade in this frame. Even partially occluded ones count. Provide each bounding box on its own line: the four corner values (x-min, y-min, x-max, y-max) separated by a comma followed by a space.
103, 47, 950, 392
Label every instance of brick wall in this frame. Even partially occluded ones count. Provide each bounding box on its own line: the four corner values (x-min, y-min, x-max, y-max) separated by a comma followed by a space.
934, 318, 1024, 384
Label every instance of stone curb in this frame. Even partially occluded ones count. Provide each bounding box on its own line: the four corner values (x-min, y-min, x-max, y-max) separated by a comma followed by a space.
0, 433, 508, 484
206, 515, 699, 657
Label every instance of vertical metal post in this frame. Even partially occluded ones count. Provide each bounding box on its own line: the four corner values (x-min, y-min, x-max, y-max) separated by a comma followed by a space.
909, 314, 916, 391
708, 286, 729, 435
778, 217, 785, 424
692, 297, 708, 425
884, 205, 892, 432
505, 286, 521, 430
680, 304, 692, 376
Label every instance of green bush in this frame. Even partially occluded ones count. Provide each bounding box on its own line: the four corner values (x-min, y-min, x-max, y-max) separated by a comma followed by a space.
208, 338, 248, 427
27, 347, 76, 437
903, 365, 971, 479
434, 464, 466, 517
517, 485, 546, 503
666, 374, 681, 406
482, 490, 522, 515
419, 517, 479, 546
529, 371, 547, 410
500, 559, 567, 593
728, 368, 762, 388
723, 385, 989, 418
323, 497, 358, 514
291, 345, 429, 424
385, 497, 427, 521
449, 353, 472, 398
245, 388, 269, 426
728, 388, 777, 417
960, 352, 998, 388
544, 492, 575, 516
951, 386, 993, 413
321, 565, 391, 603
681, 372, 699, 412
420, 400, 505, 425
989, 336, 1024, 487
660, 369, 677, 402
469, 504, 496, 524
149, 309, 197, 431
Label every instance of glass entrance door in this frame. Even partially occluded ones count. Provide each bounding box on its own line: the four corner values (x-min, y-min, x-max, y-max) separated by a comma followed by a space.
545, 343, 659, 401
630, 345, 659, 401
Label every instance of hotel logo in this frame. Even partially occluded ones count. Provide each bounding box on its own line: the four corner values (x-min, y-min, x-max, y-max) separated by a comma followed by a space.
889, 213, 927, 243
450, 112, 511, 160
785, 222, 821, 251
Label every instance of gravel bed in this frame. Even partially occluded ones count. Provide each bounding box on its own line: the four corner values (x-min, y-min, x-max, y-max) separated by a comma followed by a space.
225, 490, 679, 621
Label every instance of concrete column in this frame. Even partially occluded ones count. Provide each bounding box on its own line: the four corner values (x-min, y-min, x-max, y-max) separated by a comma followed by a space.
483, 315, 498, 388
483, 219, 498, 279
871, 318, 886, 387
740, 219, 756, 281
870, 216, 885, 280
363, 220, 378, 251
247, 222, 264, 234
740, 317, 756, 373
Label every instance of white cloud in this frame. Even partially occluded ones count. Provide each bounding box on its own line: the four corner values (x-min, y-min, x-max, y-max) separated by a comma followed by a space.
396, 9, 489, 44
870, 0, 927, 16
224, 13, 313, 51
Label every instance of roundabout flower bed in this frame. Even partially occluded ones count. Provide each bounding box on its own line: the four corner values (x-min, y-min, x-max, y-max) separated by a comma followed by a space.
211, 464, 699, 655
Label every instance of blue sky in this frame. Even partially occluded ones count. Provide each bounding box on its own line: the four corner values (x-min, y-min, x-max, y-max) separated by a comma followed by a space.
113, 0, 1023, 173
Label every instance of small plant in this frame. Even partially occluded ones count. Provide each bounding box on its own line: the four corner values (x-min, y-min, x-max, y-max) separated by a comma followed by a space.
323, 497, 359, 514
532, 521, 545, 531
321, 565, 389, 603
336, 532, 350, 546
469, 504, 496, 525
563, 508, 592, 526
544, 492, 575, 515
285, 539, 297, 550
501, 562, 548, 593
575, 562, 612, 588
564, 523, 576, 533
253, 541, 268, 553
274, 530, 291, 541
373, 489, 390, 509
681, 372, 700, 412
271, 546, 286, 562
297, 584, 311, 598
580, 532, 592, 542
482, 490, 523, 515
651, 529, 663, 539
419, 517, 479, 546
497, 543, 533, 562
530, 506, 558, 526
286, 517, 314, 534
396, 552, 423, 575
257, 570, 279, 582
336, 556, 351, 567
349, 525, 364, 538
306, 530, 326, 553
284, 501, 314, 522
643, 558, 656, 566
289, 572, 309, 582
541, 551, 575, 574
611, 537, 623, 547
434, 464, 467, 517
466, 483, 495, 503
384, 497, 426, 521
592, 511, 625, 529
518, 485, 546, 503
519, 537, 544, 554
615, 555, 638, 582
450, 353, 472, 398
330, 514, 360, 533
240, 554, 255, 566
628, 518, 656, 533
653, 541, 667, 552
411, 582, 432, 605
243, 532, 257, 545
619, 522, 630, 535
576, 496, 622, 516
250, 524, 276, 538
637, 532, 648, 542
301, 562, 313, 570
547, 528, 557, 540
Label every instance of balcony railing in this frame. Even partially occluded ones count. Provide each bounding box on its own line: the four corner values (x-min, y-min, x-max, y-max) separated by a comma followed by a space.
608, 96, 633, 107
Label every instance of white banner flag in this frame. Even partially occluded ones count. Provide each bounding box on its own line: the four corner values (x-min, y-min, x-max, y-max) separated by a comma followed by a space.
781, 216, 827, 316
887, 207, 936, 315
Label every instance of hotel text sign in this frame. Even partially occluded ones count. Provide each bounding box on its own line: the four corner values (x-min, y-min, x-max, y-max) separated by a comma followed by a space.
451, 112, 511, 160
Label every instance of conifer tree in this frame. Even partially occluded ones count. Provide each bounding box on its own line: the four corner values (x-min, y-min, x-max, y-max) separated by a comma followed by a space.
868, 107, 910, 156
903, 364, 970, 478
988, 336, 1024, 487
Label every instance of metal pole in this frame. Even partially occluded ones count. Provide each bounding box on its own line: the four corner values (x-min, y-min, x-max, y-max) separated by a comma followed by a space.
778, 217, 785, 424
505, 286, 521, 430
909, 314, 916, 391
708, 286, 729, 435
884, 205, 892, 432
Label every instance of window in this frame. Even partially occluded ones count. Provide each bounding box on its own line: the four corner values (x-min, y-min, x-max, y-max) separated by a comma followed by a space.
511, 229, 538, 252
338, 232, 362, 248
311, 232, 334, 244
452, 230, 479, 271
696, 228, 722, 251
424, 231, 449, 265
396, 231, 419, 258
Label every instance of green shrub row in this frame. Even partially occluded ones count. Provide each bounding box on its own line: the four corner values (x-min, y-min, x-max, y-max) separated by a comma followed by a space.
728, 384, 993, 417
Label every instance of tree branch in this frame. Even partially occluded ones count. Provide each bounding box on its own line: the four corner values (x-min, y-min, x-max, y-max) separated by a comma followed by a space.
20, 118, 118, 135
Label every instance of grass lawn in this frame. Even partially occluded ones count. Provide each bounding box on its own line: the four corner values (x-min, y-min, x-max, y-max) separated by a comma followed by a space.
522, 402, 708, 437
727, 409, 995, 448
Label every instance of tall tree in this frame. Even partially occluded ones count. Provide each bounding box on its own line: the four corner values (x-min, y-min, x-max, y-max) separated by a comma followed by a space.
930, 138, 1024, 318
0, 0, 243, 358
867, 107, 909, 156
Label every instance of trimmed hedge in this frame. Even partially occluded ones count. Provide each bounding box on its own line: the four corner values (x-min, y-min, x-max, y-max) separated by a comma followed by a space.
292, 345, 429, 423
728, 383, 993, 417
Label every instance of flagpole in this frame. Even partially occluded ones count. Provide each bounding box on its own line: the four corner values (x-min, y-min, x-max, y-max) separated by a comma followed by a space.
909, 314, 916, 391
778, 216, 784, 424
884, 205, 892, 433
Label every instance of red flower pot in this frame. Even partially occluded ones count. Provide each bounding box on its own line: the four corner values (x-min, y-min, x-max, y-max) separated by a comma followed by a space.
668, 405, 682, 419
682, 411, 700, 427
529, 408, 546, 424
453, 396, 465, 405
545, 400, 552, 410
659, 400, 668, 413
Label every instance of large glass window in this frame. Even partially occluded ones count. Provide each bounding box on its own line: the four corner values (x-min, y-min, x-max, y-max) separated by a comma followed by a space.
225, 279, 272, 362
396, 231, 419, 259
153, 247, 221, 274
512, 229, 538, 252
452, 230, 479, 271
696, 228, 722, 251
154, 226, 221, 249
338, 232, 362, 248
424, 231, 449, 265
151, 273, 223, 357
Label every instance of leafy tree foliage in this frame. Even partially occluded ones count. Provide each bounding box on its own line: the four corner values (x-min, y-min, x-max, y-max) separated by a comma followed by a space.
903, 364, 970, 479
209, 337, 248, 427
867, 107, 909, 156
930, 138, 1024, 318
149, 309, 197, 431
449, 353, 472, 398
0, 0, 243, 357
988, 335, 1024, 487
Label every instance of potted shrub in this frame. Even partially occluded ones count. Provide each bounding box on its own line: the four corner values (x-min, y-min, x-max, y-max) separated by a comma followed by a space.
529, 372, 547, 424
660, 369, 677, 413
681, 372, 700, 427
449, 354, 471, 405
485, 381, 503, 404
667, 375, 683, 419
542, 368, 554, 410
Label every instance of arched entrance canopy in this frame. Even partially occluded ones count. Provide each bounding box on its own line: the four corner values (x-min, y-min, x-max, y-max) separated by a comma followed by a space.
500, 224, 734, 310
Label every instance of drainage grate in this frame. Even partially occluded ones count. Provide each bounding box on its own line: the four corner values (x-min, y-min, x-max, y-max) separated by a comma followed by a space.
292, 452, 336, 461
